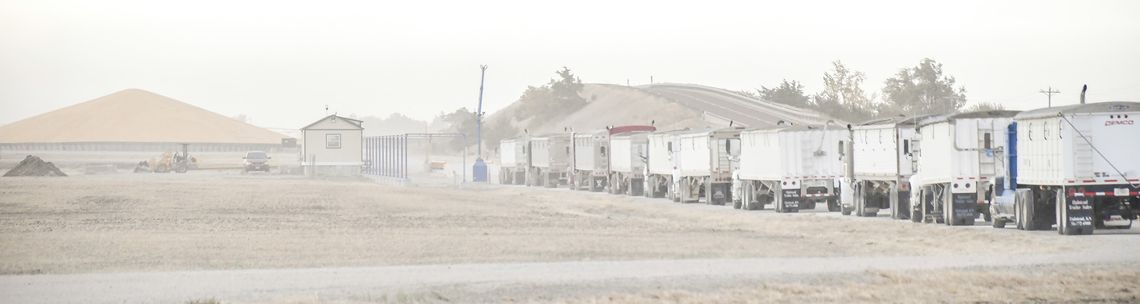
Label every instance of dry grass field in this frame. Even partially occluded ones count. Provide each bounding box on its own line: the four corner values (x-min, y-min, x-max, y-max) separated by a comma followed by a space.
1, 173, 1138, 303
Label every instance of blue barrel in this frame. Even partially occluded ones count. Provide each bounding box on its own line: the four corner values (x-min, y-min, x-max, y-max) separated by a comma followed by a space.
472, 158, 488, 182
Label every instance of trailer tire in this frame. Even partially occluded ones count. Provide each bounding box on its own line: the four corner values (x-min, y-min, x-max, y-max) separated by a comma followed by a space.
1023, 191, 1041, 230
1015, 198, 1024, 230
646, 176, 657, 197
705, 181, 715, 205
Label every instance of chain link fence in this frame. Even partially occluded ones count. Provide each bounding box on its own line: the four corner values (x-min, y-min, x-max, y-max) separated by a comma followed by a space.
363, 133, 468, 185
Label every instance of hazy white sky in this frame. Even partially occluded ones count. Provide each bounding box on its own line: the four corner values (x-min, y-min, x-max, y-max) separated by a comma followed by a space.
1, 0, 1138, 129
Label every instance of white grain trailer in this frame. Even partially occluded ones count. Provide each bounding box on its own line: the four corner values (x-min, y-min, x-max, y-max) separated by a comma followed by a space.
529, 133, 572, 188
608, 132, 651, 196
675, 128, 741, 205
910, 110, 1018, 225
570, 131, 610, 192
844, 117, 925, 218
646, 130, 685, 199
498, 138, 530, 185
737, 125, 848, 212
990, 101, 1140, 234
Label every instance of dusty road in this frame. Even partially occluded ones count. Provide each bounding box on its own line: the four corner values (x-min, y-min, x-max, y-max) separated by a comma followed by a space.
0, 174, 1137, 303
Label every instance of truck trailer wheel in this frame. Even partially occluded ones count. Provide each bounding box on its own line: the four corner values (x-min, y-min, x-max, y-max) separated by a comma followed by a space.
1015, 199, 1024, 230
733, 184, 743, 209
1022, 192, 1041, 230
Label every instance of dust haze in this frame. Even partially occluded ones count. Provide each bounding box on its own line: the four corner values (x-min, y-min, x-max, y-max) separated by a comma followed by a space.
1, 1, 1139, 303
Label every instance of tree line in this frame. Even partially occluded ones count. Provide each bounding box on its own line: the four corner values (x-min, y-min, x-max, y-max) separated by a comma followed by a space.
442, 59, 1002, 153
743, 58, 1002, 123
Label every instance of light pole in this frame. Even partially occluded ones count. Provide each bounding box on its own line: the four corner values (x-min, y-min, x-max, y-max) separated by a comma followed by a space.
473, 65, 489, 182
476, 65, 487, 158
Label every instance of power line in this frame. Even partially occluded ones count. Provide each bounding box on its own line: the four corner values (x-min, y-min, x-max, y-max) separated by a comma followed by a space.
1039, 86, 1061, 108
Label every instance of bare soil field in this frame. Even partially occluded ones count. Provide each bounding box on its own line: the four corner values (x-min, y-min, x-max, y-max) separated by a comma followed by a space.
539, 264, 1140, 304
1, 174, 1137, 303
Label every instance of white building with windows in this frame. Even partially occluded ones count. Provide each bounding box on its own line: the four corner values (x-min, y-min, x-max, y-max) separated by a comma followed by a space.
301, 115, 363, 176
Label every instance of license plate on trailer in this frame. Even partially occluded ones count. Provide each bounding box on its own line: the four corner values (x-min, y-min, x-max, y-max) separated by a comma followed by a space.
1115, 188, 1130, 196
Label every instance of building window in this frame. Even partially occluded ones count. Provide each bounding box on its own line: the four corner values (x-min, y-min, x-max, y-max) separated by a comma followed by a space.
326, 133, 342, 149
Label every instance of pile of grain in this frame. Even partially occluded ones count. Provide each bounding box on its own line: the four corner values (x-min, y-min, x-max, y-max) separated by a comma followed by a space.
3, 155, 67, 177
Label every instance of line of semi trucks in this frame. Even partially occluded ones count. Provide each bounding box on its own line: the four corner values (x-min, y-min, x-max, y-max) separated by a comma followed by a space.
498, 98, 1140, 235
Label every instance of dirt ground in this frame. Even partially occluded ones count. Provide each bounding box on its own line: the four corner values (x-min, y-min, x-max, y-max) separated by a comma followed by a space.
1, 174, 1138, 303
537, 264, 1140, 304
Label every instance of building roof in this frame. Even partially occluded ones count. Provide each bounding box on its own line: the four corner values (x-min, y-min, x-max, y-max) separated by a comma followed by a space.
301, 114, 364, 130
1015, 101, 1140, 120
0, 89, 288, 144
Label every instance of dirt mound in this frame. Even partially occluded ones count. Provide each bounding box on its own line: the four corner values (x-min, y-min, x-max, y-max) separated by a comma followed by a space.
3, 155, 67, 177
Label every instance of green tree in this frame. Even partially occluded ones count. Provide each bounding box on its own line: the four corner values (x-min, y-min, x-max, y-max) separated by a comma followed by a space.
880, 58, 968, 115
483, 118, 519, 154
439, 108, 476, 150
516, 85, 555, 120
757, 79, 810, 108
813, 61, 875, 122
516, 67, 587, 125
549, 66, 586, 109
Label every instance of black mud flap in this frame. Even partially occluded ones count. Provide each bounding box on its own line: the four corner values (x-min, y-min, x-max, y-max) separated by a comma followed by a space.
1062, 196, 1095, 235
951, 193, 978, 225
781, 189, 800, 213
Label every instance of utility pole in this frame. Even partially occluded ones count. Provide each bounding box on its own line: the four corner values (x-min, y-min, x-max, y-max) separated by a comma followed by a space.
1039, 86, 1061, 108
